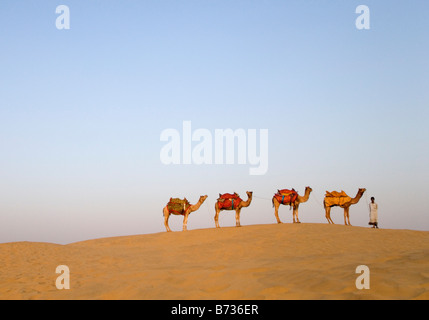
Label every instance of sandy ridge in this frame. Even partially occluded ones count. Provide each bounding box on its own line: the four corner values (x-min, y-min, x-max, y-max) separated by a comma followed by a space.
0, 223, 428, 299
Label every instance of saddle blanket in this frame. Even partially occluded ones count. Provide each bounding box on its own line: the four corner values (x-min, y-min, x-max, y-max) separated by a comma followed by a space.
324, 191, 352, 207
167, 198, 191, 215
274, 189, 298, 205
217, 193, 242, 210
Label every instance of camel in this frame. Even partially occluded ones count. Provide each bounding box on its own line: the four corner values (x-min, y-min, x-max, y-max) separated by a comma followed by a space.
214, 191, 253, 228
292, 186, 313, 223
272, 187, 312, 223
324, 188, 366, 225
163, 195, 208, 232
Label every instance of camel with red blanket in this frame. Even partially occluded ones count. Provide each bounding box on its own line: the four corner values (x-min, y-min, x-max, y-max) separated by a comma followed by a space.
272, 188, 298, 223
214, 191, 253, 228
163, 195, 208, 232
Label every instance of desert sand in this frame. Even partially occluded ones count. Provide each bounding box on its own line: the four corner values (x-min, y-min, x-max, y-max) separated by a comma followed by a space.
0, 223, 428, 300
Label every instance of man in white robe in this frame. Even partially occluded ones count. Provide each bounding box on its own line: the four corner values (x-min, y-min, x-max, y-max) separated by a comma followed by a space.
369, 197, 378, 228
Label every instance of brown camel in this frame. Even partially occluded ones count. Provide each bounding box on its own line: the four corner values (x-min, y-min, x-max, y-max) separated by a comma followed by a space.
163, 195, 208, 232
272, 187, 312, 223
214, 191, 253, 228
292, 186, 313, 223
324, 188, 366, 225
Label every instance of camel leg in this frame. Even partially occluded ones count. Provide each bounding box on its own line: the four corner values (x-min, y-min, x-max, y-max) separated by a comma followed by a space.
235, 208, 241, 227
345, 207, 351, 226
183, 213, 189, 231
325, 206, 334, 224
293, 209, 301, 223
163, 207, 172, 232
293, 204, 301, 223
273, 198, 282, 223
214, 204, 220, 228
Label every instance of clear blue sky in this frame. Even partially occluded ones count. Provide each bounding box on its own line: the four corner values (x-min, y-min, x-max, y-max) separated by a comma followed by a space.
1, 1, 428, 244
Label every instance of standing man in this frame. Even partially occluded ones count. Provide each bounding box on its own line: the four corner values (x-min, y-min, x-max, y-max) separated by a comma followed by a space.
369, 197, 378, 228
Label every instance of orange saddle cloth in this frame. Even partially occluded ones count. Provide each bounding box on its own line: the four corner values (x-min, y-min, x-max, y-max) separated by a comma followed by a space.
217, 193, 242, 210
274, 189, 298, 205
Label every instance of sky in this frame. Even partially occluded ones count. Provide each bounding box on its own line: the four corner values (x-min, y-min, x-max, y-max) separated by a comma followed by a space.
1, 0, 428, 244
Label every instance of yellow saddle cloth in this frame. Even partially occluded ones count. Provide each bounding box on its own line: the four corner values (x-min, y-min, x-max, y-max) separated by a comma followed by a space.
324, 190, 351, 207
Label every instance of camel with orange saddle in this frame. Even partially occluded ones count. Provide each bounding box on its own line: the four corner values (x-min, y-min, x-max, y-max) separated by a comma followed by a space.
214, 191, 253, 228
272, 187, 312, 223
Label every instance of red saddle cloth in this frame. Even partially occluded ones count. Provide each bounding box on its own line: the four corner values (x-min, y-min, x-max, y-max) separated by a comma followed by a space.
217, 193, 242, 210
274, 189, 298, 205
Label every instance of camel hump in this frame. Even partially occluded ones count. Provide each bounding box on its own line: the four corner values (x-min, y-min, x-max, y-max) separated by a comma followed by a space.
167, 197, 191, 215
274, 189, 298, 205
325, 190, 349, 198
217, 196, 243, 210
277, 189, 297, 196
168, 197, 190, 206
218, 193, 240, 200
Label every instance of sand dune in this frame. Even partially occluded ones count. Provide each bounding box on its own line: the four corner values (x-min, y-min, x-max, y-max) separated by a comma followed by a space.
0, 223, 428, 300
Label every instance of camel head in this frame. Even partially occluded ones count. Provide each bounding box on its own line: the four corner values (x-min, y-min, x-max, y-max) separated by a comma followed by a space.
245, 191, 253, 201
300, 186, 312, 200
349, 188, 366, 204
239, 191, 253, 207
186, 195, 208, 215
